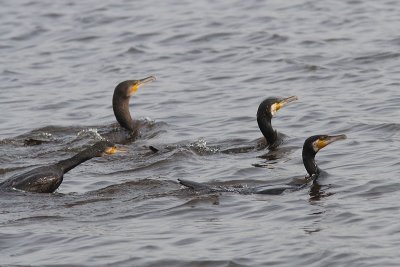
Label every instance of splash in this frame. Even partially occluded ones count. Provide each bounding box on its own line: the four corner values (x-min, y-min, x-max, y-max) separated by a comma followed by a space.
187, 138, 219, 155
76, 128, 104, 141
38, 132, 53, 138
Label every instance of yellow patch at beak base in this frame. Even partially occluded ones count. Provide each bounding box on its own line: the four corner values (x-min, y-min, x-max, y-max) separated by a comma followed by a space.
270, 103, 282, 115
315, 139, 328, 150
130, 84, 140, 95
105, 146, 118, 154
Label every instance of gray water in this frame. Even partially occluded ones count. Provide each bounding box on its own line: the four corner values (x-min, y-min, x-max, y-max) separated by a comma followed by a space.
1, 0, 400, 266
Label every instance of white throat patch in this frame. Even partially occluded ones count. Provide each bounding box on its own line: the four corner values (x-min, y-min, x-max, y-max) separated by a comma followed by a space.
312, 141, 320, 152
270, 103, 278, 116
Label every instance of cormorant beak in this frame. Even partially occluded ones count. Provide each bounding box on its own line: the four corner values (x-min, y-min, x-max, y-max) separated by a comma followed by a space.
314, 134, 347, 151
271, 96, 298, 115
105, 146, 119, 155
130, 76, 156, 95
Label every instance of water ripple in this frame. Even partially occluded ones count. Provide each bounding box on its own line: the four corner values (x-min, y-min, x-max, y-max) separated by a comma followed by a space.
1, 0, 399, 266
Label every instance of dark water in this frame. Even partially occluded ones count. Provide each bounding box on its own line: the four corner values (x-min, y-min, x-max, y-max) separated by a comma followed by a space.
1, 0, 399, 266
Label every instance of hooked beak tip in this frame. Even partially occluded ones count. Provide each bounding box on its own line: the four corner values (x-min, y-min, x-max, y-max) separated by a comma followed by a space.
282, 95, 298, 104
139, 76, 156, 85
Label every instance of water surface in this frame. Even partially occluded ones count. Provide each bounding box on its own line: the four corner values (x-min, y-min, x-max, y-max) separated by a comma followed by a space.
1, 0, 399, 266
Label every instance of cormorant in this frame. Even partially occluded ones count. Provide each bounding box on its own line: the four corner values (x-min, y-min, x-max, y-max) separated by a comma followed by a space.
21, 77, 156, 147
220, 96, 298, 154
257, 96, 298, 149
0, 141, 119, 193
112, 76, 156, 136
178, 134, 346, 194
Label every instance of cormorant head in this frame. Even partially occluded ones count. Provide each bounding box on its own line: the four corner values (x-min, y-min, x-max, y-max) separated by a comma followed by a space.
257, 96, 298, 119
114, 76, 156, 98
91, 141, 119, 157
304, 134, 347, 154
302, 134, 346, 177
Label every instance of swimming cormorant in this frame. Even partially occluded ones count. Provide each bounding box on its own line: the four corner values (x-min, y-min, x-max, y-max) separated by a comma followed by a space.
178, 134, 346, 194
0, 141, 118, 193
112, 76, 156, 135
301, 134, 346, 178
220, 96, 298, 154
257, 96, 298, 149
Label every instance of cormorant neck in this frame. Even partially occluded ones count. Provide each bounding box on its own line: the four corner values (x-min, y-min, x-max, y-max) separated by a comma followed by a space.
113, 93, 135, 132
302, 148, 320, 177
56, 150, 97, 173
257, 115, 277, 146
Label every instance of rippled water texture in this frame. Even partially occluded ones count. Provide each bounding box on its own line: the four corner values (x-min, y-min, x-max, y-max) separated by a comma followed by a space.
1, 0, 400, 266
